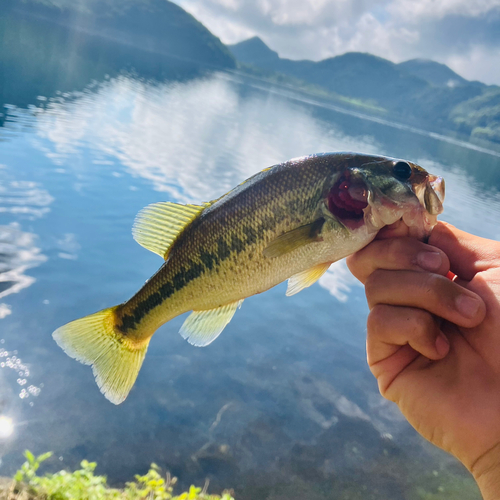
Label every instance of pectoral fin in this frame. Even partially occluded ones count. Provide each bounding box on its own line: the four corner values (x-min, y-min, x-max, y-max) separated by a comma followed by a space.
286, 262, 331, 296
179, 299, 244, 347
263, 218, 325, 258
132, 201, 210, 259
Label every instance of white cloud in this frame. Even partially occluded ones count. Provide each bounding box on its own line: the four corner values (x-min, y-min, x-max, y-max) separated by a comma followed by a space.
255, 0, 355, 26
335, 12, 420, 62
179, 1, 255, 44
389, 0, 500, 21
446, 44, 500, 85
174, 0, 500, 84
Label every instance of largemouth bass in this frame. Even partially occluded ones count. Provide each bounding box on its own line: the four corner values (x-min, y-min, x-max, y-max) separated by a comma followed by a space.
53, 152, 445, 404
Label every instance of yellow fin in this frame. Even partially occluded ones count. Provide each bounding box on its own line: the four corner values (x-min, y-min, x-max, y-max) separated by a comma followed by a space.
179, 299, 244, 347
286, 262, 331, 296
132, 202, 208, 259
53, 307, 149, 405
263, 218, 325, 259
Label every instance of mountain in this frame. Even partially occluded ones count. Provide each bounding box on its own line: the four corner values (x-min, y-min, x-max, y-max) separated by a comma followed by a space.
229, 36, 280, 65
397, 59, 471, 88
229, 37, 498, 144
0, 0, 236, 120
2, 0, 235, 69
229, 39, 428, 107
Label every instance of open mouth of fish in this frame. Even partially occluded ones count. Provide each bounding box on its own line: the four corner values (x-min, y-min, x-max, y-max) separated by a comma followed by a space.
327, 175, 369, 229
328, 172, 445, 235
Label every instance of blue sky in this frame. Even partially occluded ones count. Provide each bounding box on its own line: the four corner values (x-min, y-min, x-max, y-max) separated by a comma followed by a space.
174, 0, 500, 85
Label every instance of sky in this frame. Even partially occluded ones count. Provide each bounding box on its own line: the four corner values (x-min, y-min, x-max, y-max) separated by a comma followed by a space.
174, 0, 500, 86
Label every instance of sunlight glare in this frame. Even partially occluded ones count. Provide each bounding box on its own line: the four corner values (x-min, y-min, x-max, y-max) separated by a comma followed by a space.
0, 416, 14, 438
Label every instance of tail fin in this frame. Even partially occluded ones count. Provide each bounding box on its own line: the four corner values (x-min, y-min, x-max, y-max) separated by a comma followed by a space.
52, 307, 149, 405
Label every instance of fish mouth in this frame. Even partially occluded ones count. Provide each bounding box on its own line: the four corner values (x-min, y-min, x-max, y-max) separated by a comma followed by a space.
404, 173, 445, 239
327, 175, 369, 229
426, 174, 445, 210
327, 169, 445, 238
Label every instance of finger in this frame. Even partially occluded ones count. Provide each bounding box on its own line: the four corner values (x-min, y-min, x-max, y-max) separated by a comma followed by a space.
366, 305, 448, 395
347, 237, 450, 284
367, 305, 447, 366
375, 220, 410, 240
429, 222, 500, 281
365, 269, 486, 328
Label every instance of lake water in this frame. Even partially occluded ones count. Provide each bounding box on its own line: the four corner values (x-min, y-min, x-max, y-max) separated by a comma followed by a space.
1, 57, 500, 499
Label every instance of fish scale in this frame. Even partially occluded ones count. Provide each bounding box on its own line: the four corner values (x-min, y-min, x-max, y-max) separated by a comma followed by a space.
53, 152, 445, 404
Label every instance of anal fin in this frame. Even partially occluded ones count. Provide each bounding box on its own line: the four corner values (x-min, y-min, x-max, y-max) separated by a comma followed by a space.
179, 299, 244, 347
286, 262, 331, 296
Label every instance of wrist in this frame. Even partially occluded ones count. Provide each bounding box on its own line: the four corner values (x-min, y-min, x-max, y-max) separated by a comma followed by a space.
471, 443, 500, 500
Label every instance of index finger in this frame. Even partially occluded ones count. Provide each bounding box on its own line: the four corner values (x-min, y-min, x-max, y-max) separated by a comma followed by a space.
347, 237, 450, 284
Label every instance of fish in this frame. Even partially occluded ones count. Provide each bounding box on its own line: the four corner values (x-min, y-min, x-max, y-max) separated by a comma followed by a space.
53, 152, 445, 404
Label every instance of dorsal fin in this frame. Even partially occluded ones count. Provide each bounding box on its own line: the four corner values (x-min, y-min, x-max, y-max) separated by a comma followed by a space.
132, 202, 209, 259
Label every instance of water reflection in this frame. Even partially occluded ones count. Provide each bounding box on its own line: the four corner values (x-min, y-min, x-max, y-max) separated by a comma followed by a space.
35, 74, 381, 201
0, 224, 47, 304
56, 233, 80, 261
0, 180, 53, 218
318, 260, 362, 302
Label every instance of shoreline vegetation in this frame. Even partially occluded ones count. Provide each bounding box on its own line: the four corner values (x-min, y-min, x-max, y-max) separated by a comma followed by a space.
0, 452, 235, 500
228, 37, 500, 147
0, 449, 484, 500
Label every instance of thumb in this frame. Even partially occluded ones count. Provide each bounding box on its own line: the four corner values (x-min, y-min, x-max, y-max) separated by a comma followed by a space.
429, 222, 500, 281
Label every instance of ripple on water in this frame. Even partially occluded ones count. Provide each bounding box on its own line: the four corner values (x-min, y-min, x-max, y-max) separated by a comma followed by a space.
0, 223, 47, 303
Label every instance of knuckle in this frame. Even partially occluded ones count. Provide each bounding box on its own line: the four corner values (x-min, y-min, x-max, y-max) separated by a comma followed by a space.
419, 272, 442, 297
364, 273, 379, 303
383, 237, 413, 264
405, 309, 436, 341
365, 269, 384, 296
345, 253, 362, 276
378, 378, 397, 402
380, 238, 403, 262
367, 304, 389, 336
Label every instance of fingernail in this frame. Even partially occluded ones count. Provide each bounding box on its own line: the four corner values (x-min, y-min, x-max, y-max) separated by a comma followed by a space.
435, 332, 450, 357
456, 294, 481, 319
417, 251, 442, 271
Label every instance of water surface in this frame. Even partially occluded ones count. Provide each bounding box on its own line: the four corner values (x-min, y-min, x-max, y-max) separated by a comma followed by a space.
1, 57, 500, 499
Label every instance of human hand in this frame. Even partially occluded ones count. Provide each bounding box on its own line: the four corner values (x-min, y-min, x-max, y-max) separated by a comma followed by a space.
346, 221, 500, 498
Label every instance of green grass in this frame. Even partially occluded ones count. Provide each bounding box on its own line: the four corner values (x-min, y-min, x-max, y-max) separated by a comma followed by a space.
0, 450, 482, 500
2, 451, 234, 500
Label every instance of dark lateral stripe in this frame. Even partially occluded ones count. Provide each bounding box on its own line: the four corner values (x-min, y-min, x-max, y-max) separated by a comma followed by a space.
200, 251, 215, 270
119, 197, 313, 333
243, 226, 257, 245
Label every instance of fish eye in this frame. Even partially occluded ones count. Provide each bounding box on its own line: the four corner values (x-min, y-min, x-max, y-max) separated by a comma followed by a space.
393, 161, 412, 181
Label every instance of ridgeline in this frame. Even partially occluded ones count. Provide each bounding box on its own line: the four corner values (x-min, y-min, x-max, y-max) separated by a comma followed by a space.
229, 36, 500, 145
